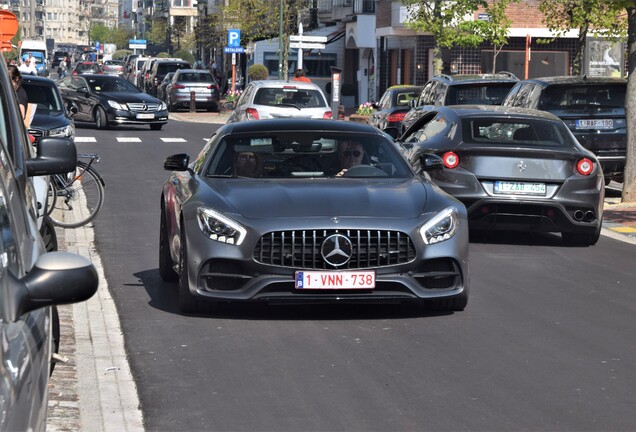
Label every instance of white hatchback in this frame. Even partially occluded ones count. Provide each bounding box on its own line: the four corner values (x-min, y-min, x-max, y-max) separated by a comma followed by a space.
226, 80, 332, 123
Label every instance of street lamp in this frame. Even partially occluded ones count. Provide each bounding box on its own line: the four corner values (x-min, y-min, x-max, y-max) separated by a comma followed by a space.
278, 0, 283, 79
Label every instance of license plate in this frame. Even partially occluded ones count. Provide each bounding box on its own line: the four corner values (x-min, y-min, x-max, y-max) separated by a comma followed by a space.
575, 119, 614, 129
494, 181, 546, 195
295, 271, 376, 290
136, 113, 154, 119
191, 88, 208, 93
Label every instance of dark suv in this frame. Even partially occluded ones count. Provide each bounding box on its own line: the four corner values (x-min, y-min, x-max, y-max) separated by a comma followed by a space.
146, 59, 191, 96
502, 76, 627, 183
400, 72, 519, 134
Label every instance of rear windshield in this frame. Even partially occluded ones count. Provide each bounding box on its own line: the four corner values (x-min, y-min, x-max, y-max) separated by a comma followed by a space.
540, 84, 626, 111
253, 87, 327, 108
157, 63, 191, 75
178, 72, 215, 82
462, 118, 575, 148
447, 83, 516, 105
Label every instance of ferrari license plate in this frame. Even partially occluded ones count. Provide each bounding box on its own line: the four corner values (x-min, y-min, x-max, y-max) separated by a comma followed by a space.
494, 181, 546, 195
575, 119, 613, 129
295, 271, 376, 290
136, 113, 155, 119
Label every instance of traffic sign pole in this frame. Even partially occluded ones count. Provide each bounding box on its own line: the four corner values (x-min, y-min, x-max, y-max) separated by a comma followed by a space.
298, 23, 303, 71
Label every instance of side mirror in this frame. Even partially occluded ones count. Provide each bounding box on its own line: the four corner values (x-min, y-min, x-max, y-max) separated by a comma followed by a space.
67, 101, 78, 116
26, 137, 77, 176
383, 127, 399, 140
77, 86, 89, 95
164, 153, 190, 171
420, 153, 444, 172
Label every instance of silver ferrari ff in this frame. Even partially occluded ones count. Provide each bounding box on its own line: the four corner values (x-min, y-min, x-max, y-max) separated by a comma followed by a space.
396, 105, 605, 246
160, 119, 469, 313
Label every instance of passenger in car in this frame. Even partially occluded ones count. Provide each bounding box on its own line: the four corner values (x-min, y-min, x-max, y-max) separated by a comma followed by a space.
234, 151, 262, 177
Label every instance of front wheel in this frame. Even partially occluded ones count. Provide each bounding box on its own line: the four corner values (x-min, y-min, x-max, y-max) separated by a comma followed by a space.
49, 162, 105, 228
159, 209, 178, 282
94, 106, 109, 130
150, 124, 163, 131
178, 226, 210, 314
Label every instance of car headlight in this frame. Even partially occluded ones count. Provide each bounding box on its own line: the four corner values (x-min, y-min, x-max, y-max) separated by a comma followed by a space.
47, 124, 75, 138
107, 100, 127, 110
420, 207, 458, 245
159, 101, 168, 111
197, 207, 246, 245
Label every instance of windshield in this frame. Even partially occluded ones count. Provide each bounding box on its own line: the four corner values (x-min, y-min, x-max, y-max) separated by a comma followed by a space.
541, 84, 626, 111
447, 83, 516, 105
253, 87, 327, 108
88, 77, 141, 93
178, 72, 215, 82
462, 118, 575, 148
23, 83, 64, 112
205, 132, 412, 179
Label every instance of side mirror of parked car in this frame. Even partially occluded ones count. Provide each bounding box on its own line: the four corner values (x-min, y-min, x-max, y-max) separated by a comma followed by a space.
26, 137, 77, 176
419, 153, 444, 172
67, 101, 78, 116
77, 86, 89, 95
164, 153, 190, 171
8, 252, 98, 321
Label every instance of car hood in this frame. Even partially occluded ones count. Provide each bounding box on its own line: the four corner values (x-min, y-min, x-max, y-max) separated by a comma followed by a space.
100, 92, 160, 104
205, 178, 430, 219
31, 110, 71, 129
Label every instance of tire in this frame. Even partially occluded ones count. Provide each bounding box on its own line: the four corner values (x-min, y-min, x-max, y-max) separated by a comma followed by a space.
94, 106, 109, 130
49, 162, 104, 228
50, 305, 60, 376
178, 225, 209, 314
562, 224, 602, 247
159, 209, 178, 282
39, 215, 58, 252
168, 96, 176, 112
150, 124, 163, 131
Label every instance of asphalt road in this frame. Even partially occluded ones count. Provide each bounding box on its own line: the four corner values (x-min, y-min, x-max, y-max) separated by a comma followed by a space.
75, 119, 636, 431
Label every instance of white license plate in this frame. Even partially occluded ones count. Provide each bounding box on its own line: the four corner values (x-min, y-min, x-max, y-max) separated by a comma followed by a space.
295, 271, 376, 290
191, 88, 208, 93
136, 113, 155, 119
575, 119, 614, 129
494, 181, 546, 195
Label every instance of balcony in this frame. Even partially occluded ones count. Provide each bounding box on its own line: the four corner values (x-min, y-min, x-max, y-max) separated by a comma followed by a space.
353, 0, 374, 14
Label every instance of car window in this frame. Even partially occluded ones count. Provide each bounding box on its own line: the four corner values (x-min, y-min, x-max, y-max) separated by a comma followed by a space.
462, 118, 573, 147
511, 84, 535, 108
157, 63, 191, 75
502, 84, 521, 106
396, 91, 419, 106
88, 77, 140, 93
418, 82, 434, 105
205, 132, 411, 179
540, 84, 626, 111
22, 83, 64, 112
407, 112, 450, 142
378, 91, 390, 109
253, 88, 326, 108
179, 72, 214, 82
446, 83, 516, 105
236, 84, 254, 107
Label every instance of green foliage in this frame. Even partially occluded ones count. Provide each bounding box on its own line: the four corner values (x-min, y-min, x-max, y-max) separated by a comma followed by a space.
248, 63, 269, 81
147, 20, 169, 47
90, 24, 111, 45
174, 49, 195, 64
156, 52, 171, 58
113, 50, 131, 60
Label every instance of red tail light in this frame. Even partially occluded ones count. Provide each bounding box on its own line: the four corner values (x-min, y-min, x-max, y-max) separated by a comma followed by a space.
387, 112, 406, 122
246, 108, 259, 120
207, 84, 219, 90
442, 151, 460, 169
323, 111, 333, 119
577, 158, 594, 175
172, 84, 186, 89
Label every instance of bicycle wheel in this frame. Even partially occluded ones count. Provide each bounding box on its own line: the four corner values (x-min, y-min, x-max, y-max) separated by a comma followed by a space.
49, 162, 104, 228
45, 176, 59, 217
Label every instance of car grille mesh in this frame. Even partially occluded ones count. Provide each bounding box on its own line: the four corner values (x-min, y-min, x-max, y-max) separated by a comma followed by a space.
128, 103, 162, 112
28, 129, 43, 138
254, 229, 416, 269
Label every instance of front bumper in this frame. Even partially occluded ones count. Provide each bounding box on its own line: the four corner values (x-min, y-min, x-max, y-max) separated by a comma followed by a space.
107, 108, 169, 126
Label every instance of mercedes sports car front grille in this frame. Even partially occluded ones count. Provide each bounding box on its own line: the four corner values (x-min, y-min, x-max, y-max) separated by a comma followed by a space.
128, 103, 162, 112
254, 229, 416, 270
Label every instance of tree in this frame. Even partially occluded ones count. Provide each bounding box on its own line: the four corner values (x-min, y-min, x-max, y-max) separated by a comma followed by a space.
89, 23, 111, 46
401, 0, 488, 75
539, 0, 626, 75
622, 4, 636, 202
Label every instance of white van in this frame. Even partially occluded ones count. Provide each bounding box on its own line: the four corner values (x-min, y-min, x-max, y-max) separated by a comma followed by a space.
20, 39, 48, 76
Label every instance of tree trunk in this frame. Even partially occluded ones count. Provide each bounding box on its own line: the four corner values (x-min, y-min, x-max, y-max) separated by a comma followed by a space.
623, 7, 636, 202
432, 46, 443, 75
573, 22, 588, 75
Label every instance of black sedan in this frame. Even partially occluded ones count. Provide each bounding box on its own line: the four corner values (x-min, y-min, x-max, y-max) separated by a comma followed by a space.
369, 85, 422, 130
395, 106, 605, 246
21, 75, 74, 143
57, 74, 168, 130
160, 119, 470, 314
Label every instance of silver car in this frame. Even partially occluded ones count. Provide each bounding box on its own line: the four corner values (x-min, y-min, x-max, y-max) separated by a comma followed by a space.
165, 69, 220, 112
226, 80, 332, 123
160, 119, 469, 314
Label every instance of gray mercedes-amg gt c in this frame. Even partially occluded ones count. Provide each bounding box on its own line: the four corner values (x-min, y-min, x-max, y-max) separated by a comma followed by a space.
160, 119, 470, 314
395, 105, 604, 246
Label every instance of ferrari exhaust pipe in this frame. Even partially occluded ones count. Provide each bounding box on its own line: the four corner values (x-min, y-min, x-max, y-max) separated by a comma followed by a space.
574, 210, 584, 221
584, 211, 595, 222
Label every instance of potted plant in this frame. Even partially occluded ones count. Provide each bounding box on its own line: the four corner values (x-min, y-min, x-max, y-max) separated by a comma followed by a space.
349, 102, 375, 124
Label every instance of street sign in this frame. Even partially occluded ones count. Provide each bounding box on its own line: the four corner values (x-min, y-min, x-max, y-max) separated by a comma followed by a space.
290, 35, 327, 43
95, 41, 100, 51
128, 39, 147, 49
290, 42, 325, 50
228, 29, 241, 47
224, 46, 245, 54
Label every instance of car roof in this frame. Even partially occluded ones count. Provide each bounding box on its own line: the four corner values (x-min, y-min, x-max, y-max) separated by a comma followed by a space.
21, 75, 56, 86
515, 75, 627, 86
248, 80, 324, 90
75, 74, 120, 79
176, 69, 211, 74
438, 104, 564, 121
430, 72, 519, 84
219, 119, 386, 135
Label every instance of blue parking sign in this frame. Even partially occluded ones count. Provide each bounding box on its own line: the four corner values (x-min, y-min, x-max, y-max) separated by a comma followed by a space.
228, 30, 240, 48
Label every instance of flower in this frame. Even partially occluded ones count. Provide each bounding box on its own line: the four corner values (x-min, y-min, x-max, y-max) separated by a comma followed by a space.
356, 102, 375, 116
224, 89, 242, 103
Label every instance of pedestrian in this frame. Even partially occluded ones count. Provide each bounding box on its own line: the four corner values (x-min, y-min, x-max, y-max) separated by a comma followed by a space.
292, 69, 311, 83
8, 64, 28, 119
58, 57, 67, 78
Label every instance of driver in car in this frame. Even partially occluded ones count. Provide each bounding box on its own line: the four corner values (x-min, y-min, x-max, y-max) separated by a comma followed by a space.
336, 140, 365, 176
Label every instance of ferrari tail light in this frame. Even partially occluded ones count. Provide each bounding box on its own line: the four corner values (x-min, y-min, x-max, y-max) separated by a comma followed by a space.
577, 158, 594, 175
387, 112, 406, 123
323, 111, 333, 119
246, 108, 259, 120
442, 151, 460, 169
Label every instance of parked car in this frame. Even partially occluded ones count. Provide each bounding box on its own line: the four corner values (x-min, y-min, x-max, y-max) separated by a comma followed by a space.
165, 69, 220, 112
146, 58, 191, 96
395, 105, 604, 246
0, 50, 99, 431
226, 80, 332, 123
502, 75, 627, 184
369, 85, 423, 130
400, 72, 519, 134
128, 56, 149, 88
57, 74, 169, 130
71, 61, 102, 75
102, 59, 126, 77
156, 72, 175, 103
160, 119, 469, 313
50, 50, 69, 70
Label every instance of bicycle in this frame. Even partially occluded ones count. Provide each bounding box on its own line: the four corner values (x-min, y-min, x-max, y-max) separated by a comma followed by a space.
46, 153, 105, 228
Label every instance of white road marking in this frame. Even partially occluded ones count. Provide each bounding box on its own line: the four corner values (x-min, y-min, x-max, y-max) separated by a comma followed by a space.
160, 138, 188, 143
117, 137, 142, 142
75, 137, 97, 142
